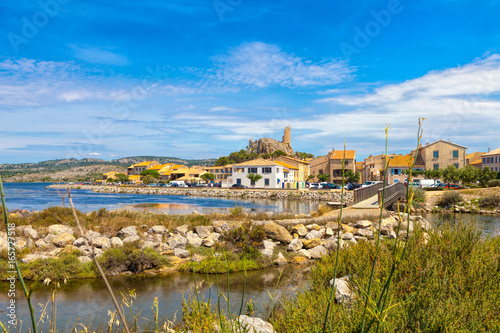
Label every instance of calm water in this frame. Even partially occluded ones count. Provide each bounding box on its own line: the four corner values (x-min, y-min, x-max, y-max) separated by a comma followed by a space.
0, 266, 310, 332
1, 183, 319, 215
423, 212, 500, 237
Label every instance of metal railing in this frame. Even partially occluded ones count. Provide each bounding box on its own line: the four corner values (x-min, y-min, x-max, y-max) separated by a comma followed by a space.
353, 183, 385, 204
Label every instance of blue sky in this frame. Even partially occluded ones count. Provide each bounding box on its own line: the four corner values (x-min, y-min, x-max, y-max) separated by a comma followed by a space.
1, 0, 499, 163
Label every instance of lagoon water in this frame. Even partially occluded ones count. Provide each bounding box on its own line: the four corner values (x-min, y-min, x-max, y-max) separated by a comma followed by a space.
0, 266, 310, 331
1, 182, 319, 215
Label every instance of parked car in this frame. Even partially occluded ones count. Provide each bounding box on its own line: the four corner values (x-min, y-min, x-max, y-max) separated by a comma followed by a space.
196, 183, 208, 187
322, 183, 338, 189
361, 181, 383, 188
309, 183, 321, 189
443, 183, 464, 190
231, 184, 248, 188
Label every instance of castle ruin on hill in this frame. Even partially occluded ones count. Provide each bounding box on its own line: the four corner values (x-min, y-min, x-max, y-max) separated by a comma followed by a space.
247, 127, 294, 156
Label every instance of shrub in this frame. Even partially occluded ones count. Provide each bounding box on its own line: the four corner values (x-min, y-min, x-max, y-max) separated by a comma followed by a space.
436, 191, 463, 208
223, 222, 266, 260
479, 194, 500, 208
487, 179, 500, 187
98, 244, 168, 275
412, 187, 426, 203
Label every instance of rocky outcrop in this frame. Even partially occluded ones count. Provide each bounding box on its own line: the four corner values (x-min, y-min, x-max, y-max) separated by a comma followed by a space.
247, 138, 293, 156
263, 222, 293, 244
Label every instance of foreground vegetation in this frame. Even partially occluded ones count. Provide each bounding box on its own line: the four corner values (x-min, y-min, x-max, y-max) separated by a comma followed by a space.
270, 222, 500, 332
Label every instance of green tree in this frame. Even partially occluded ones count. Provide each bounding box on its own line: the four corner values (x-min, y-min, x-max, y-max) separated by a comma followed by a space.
201, 172, 215, 184
459, 165, 478, 186
295, 152, 314, 160
344, 170, 360, 183
246, 173, 263, 187
317, 174, 330, 182
115, 173, 129, 183
427, 169, 443, 185
307, 174, 315, 181
478, 167, 497, 187
442, 165, 460, 184
140, 169, 160, 179
272, 150, 287, 158
141, 175, 157, 185
106, 178, 115, 183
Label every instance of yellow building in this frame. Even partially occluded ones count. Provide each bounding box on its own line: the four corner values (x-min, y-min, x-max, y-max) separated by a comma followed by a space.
466, 152, 486, 169
102, 171, 121, 181
310, 149, 356, 183
273, 156, 310, 182
204, 165, 233, 184
127, 161, 160, 175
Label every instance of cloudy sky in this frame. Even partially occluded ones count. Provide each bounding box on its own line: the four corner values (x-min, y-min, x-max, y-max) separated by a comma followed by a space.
1, 0, 499, 163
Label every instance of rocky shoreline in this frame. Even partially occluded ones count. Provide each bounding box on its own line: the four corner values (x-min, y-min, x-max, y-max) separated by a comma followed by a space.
1, 211, 431, 279
47, 184, 354, 203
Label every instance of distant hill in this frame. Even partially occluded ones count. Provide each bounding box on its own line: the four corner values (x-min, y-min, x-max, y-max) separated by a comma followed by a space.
0, 156, 216, 181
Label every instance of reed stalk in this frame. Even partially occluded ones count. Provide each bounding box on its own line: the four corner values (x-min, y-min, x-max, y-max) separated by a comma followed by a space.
322, 140, 347, 333
0, 177, 38, 333
66, 190, 131, 333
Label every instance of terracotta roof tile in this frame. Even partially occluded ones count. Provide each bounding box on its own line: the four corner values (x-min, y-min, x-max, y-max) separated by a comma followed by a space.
329, 150, 356, 160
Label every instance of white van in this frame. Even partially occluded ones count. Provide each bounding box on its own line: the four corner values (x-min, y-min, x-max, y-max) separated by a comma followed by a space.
418, 179, 442, 188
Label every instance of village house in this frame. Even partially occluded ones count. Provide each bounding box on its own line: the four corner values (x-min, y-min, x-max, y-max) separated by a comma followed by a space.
415, 140, 467, 170
482, 148, 500, 172
386, 154, 425, 184
169, 166, 206, 183
127, 161, 160, 176
231, 158, 287, 188
356, 161, 364, 183
309, 149, 356, 183
466, 152, 486, 169
362, 154, 389, 182
273, 155, 310, 182
102, 171, 121, 182
204, 165, 233, 187
159, 164, 185, 181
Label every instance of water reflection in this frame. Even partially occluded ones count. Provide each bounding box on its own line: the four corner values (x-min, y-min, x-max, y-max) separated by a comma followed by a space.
423, 212, 500, 237
0, 266, 311, 331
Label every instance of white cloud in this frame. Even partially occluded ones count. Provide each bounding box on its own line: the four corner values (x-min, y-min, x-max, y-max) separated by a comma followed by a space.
70, 45, 129, 66
89, 152, 102, 156
210, 42, 355, 88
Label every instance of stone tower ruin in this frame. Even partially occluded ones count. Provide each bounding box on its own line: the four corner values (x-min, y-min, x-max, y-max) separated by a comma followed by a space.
282, 126, 291, 147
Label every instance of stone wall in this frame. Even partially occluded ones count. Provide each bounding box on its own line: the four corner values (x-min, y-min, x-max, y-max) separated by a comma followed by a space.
48, 184, 354, 203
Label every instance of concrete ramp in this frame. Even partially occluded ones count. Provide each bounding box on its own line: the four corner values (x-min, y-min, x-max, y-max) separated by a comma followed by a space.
351, 194, 380, 209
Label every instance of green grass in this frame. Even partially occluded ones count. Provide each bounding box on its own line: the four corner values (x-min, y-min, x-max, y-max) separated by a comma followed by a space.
270, 222, 500, 332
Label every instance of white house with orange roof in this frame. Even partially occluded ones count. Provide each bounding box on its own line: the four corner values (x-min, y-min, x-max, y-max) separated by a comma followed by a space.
231, 158, 287, 188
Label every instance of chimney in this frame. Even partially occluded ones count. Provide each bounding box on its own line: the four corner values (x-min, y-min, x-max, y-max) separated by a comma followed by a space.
488, 148, 491, 153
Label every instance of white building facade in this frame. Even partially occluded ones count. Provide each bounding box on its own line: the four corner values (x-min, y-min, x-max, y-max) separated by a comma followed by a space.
231, 159, 287, 189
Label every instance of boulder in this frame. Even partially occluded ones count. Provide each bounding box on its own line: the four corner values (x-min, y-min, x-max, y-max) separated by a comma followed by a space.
78, 256, 92, 264
325, 222, 340, 231
186, 231, 203, 247
117, 226, 138, 239
237, 315, 275, 333
122, 236, 141, 243
306, 224, 320, 231
168, 235, 187, 249
53, 233, 76, 248
93, 237, 111, 249
21, 254, 51, 264
14, 238, 28, 251
23, 227, 39, 240
213, 221, 229, 234
86, 230, 102, 240
308, 245, 327, 259
302, 238, 321, 249
291, 224, 307, 237
291, 256, 309, 265
263, 222, 293, 244
141, 241, 156, 249
341, 224, 355, 234
274, 252, 288, 266
0, 237, 7, 252
47, 224, 73, 236
148, 225, 167, 234
73, 237, 87, 247
262, 240, 276, 251
260, 248, 274, 257
325, 227, 334, 237
354, 220, 372, 229
379, 227, 392, 236
333, 276, 353, 304
44, 234, 59, 244
174, 248, 190, 259
355, 229, 373, 239
195, 226, 214, 239
203, 237, 215, 248
287, 239, 303, 252
381, 216, 397, 228
322, 239, 338, 252
298, 249, 311, 259
341, 232, 354, 241
305, 230, 323, 240
35, 239, 52, 251
174, 225, 189, 237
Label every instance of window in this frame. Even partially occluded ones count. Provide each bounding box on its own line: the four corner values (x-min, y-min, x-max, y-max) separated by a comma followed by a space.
496, 156, 498, 163
433, 164, 439, 170
319, 169, 323, 174
236, 179, 241, 185
264, 178, 270, 186
453, 163, 459, 168
394, 168, 400, 175
453, 150, 459, 158
248, 167, 257, 174
433, 150, 439, 158
250, 179, 255, 185
483, 158, 486, 164
262, 167, 272, 173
